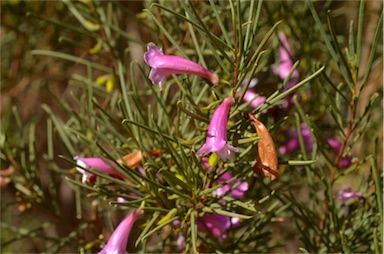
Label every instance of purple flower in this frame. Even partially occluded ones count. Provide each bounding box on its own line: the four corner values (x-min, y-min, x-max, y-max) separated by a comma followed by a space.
144, 44, 219, 90
236, 77, 266, 110
99, 209, 143, 254
173, 214, 240, 247
339, 189, 363, 204
197, 214, 239, 242
202, 158, 248, 199
279, 123, 313, 154
327, 138, 352, 169
339, 156, 352, 169
176, 235, 186, 251
196, 98, 240, 161
279, 126, 352, 169
242, 90, 266, 109
214, 171, 249, 198
273, 32, 299, 82
74, 155, 123, 185
116, 197, 127, 203
273, 33, 302, 107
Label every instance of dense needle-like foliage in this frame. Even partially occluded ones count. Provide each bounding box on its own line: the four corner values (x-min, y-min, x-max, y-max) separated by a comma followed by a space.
1, 1, 382, 253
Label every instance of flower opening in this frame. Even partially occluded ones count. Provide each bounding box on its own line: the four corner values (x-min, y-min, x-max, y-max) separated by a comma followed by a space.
196, 98, 240, 161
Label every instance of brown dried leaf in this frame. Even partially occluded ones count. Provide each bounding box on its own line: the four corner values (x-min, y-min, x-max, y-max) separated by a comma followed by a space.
248, 113, 279, 180
117, 150, 163, 168
117, 151, 143, 168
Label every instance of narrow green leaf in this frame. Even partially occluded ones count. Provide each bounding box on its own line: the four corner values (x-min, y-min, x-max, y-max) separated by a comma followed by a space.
262, 65, 325, 110
26, 11, 97, 38
221, 196, 258, 213
136, 212, 160, 246
30, 50, 112, 72
352, 92, 379, 132
202, 206, 253, 219
62, 0, 100, 31
140, 214, 178, 242
243, 20, 281, 75
121, 119, 174, 141
208, 0, 232, 46
190, 210, 198, 254
159, 169, 191, 192
360, 11, 383, 88
326, 11, 354, 88
186, 1, 233, 64
371, 138, 383, 223
42, 105, 76, 155
287, 160, 316, 166
356, 0, 365, 66
157, 208, 178, 225
348, 21, 355, 59
177, 101, 210, 124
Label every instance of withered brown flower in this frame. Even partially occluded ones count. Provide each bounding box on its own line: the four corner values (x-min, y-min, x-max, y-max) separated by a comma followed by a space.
248, 113, 279, 180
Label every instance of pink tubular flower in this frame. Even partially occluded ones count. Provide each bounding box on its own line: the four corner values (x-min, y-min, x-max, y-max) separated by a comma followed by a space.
279, 123, 313, 154
327, 138, 352, 169
273, 32, 302, 107
273, 32, 299, 82
99, 209, 143, 254
144, 44, 219, 90
339, 189, 363, 204
279, 125, 352, 169
196, 98, 240, 161
237, 77, 266, 110
242, 90, 266, 109
214, 171, 249, 198
176, 235, 186, 251
197, 214, 239, 242
173, 213, 240, 247
74, 155, 124, 185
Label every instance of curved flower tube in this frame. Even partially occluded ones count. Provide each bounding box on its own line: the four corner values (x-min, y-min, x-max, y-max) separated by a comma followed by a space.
99, 209, 143, 254
144, 44, 219, 90
196, 98, 240, 161
74, 155, 123, 185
